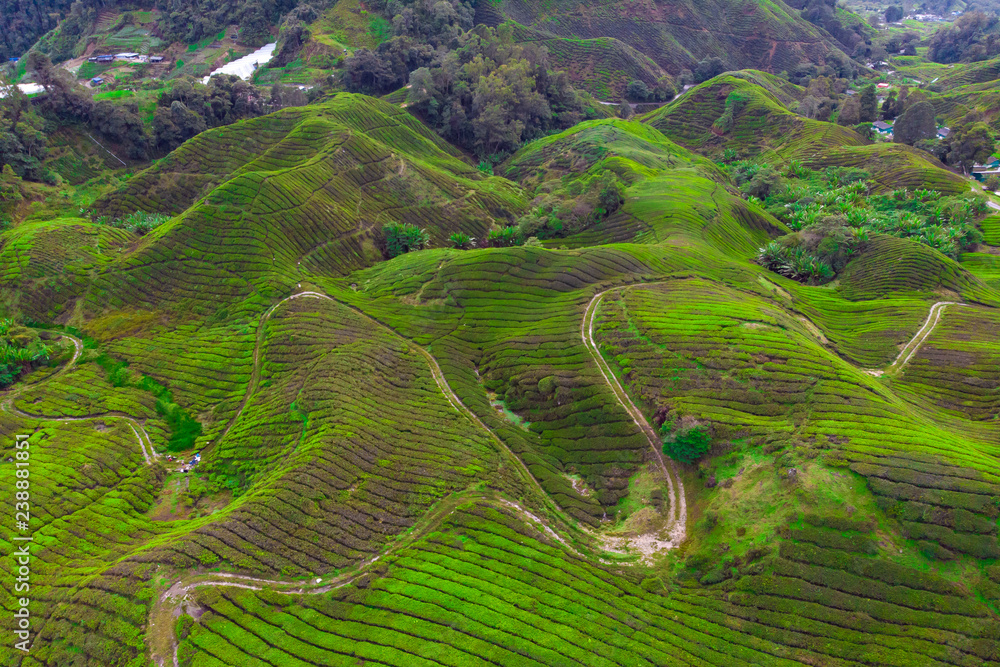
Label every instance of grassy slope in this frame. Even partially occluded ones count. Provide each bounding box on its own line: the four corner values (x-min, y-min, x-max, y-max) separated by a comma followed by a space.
83, 94, 525, 318
502, 118, 787, 251
0, 87, 998, 666
475, 0, 845, 75
645, 72, 970, 194
0, 290, 513, 666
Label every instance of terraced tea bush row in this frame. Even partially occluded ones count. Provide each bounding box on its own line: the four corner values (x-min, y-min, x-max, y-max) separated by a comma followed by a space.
894, 306, 1000, 423
72, 95, 528, 324
176, 497, 998, 666
334, 246, 724, 519
139, 295, 498, 576
0, 413, 166, 666
591, 279, 1000, 560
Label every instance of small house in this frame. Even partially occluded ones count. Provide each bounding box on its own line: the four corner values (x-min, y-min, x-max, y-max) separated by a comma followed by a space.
114, 52, 139, 60
91, 77, 104, 85
7, 57, 18, 63
149, 55, 164, 63
873, 120, 893, 135
936, 126, 951, 140
95, 54, 114, 63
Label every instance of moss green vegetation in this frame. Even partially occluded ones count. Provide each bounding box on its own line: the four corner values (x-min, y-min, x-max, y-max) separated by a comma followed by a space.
647, 73, 970, 195
503, 118, 785, 250
501, 22, 672, 100
477, 0, 849, 76
1, 81, 999, 666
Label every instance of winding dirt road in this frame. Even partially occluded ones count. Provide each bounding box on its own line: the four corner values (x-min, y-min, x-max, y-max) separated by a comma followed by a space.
583, 287, 687, 546
148, 290, 589, 665
887, 301, 969, 372
864, 301, 970, 376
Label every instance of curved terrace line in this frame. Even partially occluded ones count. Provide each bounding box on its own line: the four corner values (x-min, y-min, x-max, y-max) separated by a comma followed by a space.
221, 290, 575, 528
147, 287, 605, 664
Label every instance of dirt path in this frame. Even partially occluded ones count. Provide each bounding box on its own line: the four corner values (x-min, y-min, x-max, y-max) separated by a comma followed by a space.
582, 287, 687, 546
267, 292, 570, 519
867, 301, 969, 376
0, 334, 157, 463
147, 290, 596, 664
148, 490, 549, 667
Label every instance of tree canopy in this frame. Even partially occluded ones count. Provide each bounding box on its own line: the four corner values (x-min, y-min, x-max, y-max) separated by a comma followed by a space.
402, 25, 599, 158
893, 101, 936, 146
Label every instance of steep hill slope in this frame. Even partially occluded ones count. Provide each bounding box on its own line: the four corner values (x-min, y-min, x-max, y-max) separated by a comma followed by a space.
645, 72, 970, 193
80, 94, 526, 317
502, 118, 787, 250
475, 0, 852, 75
0, 87, 999, 667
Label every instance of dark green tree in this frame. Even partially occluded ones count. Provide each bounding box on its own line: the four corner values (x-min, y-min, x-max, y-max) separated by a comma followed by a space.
859, 84, 877, 123
947, 122, 997, 172
662, 423, 712, 464
892, 101, 936, 146
625, 79, 650, 102
837, 95, 860, 126
694, 57, 725, 84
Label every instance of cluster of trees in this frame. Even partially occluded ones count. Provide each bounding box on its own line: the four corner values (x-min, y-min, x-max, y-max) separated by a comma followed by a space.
340, 0, 473, 94
340, 0, 482, 93
660, 57, 731, 88
833, 84, 877, 126
794, 0, 869, 52
884, 5, 905, 22
34, 1, 99, 63
928, 11, 1000, 63
796, 76, 851, 122
400, 25, 601, 158
152, 75, 306, 152
784, 52, 856, 86
0, 320, 52, 389
155, 0, 304, 46
0, 82, 51, 181
381, 221, 429, 258
0, 52, 308, 179
756, 216, 868, 284
516, 169, 626, 239
624, 78, 675, 103
921, 112, 998, 172
0, 0, 73, 61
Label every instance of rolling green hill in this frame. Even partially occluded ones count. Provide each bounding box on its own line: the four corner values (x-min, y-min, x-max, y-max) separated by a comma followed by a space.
0, 73, 999, 667
474, 0, 854, 75
82, 94, 526, 318
646, 72, 970, 193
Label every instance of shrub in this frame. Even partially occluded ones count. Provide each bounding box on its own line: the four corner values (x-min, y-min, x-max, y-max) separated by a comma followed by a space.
662, 419, 712, 463
755, 241, 834, 284
449, 232, 475, 249
382, 222, 430, 258
95, 211, 171, 235
986, 175, 1000, 192
625, 79, 650, 102
483, 226, 523, 248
